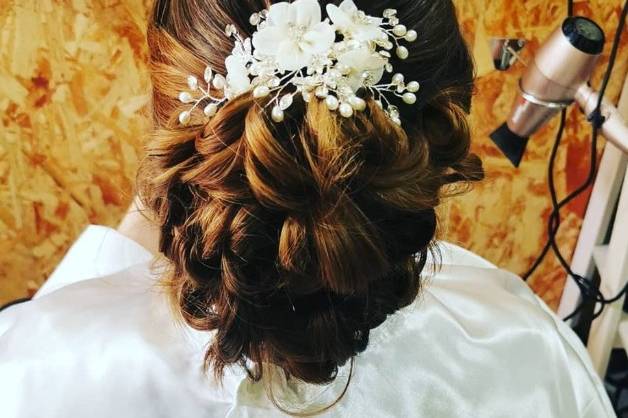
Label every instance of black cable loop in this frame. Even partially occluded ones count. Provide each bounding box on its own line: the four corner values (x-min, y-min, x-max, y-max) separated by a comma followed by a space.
523, 0, 628, 322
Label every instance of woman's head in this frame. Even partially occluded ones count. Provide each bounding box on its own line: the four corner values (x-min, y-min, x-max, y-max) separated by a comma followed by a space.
140, 0, 482, 386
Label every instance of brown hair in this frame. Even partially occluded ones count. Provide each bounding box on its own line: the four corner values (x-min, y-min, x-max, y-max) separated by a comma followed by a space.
140, 0, 482, 397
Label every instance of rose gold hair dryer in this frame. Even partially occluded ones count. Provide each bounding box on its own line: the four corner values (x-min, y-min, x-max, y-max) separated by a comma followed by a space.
490, 16, 628, 167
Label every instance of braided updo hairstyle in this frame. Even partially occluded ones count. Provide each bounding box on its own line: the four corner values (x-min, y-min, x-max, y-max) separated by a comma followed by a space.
140, 0, 483, 390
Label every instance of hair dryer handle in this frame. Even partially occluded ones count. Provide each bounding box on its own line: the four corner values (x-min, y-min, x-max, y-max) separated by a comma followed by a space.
575, 84, 628, 154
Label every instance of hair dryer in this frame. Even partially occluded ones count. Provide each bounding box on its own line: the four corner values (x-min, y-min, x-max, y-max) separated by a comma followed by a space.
490, 16, 628, 167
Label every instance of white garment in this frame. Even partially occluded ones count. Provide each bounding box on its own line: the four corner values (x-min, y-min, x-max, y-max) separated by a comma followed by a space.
0, 226, 615, 418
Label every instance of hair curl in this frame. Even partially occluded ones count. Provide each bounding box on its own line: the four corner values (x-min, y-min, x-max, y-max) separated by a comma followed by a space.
139, 0, 483, 390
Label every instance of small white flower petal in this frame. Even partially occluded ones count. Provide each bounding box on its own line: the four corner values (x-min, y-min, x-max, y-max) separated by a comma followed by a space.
339, 0, 359, 14
252, 26, 285, 57
277, 41, 312, 71
225, 55, 251, 95
355, 26, 386, 42
293, 0, 322, 27
302, 22, 336, 54
338, 47, 386, 91
267, 2, 294, 26
326, 4, 353, 31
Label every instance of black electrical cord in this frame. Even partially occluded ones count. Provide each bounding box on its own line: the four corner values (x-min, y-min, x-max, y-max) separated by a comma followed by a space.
562, 0, 628, 321
521, 0, 578, 282
567, 0, 574, 17
522, 0, 628, 322
544, 111, 603, 322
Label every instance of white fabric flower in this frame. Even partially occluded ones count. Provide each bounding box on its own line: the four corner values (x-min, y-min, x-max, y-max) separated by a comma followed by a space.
232, 37, 253, 63
337, 47, 386, 91
225, 38, 253, 97
225, 55, 251, 97
252, 0, 336, 71
326, 0, 385, 42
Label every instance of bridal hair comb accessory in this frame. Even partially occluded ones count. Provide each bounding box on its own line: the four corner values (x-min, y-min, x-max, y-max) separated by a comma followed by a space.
177, 0, 420, 127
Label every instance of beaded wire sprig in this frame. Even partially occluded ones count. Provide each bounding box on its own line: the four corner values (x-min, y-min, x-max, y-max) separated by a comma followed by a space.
177, 0, 420, 127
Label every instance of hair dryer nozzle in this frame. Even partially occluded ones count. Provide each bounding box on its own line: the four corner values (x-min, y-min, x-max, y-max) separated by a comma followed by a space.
490, 123, 529, 167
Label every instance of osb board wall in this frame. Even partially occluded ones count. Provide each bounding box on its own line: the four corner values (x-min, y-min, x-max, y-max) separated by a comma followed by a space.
450, 0, 628, 310
0, 0, 626, 309
0, 0, 152, 304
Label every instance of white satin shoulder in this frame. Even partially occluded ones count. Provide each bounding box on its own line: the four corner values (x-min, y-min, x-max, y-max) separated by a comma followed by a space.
0, 226, 614, 418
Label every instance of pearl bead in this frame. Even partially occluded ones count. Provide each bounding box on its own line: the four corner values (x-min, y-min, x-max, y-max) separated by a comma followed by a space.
405, 30, 418, 42
325, 95, 339, 110
212, 74, 226, 90
396, 46, 409, 60
178, 92, 193, 104
302, 91, 312, 103
391, 117, 402, 126
349, 96, 367, 111
187, 76, 198, 90
179, 111, 191, 125
407, 81, 420, 93
204, 103, 218, 117
253, 86, 270, 98
339, 103, 354, 118
392, 73, 405, 85
393, 25, 407, 37
271, 106, 285, 123
402, 92, 417, 104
